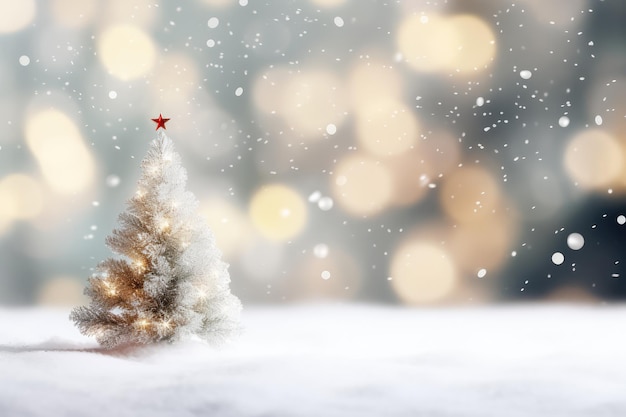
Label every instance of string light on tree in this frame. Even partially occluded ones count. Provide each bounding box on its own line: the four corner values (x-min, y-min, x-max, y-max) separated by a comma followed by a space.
70, 115, 241, 348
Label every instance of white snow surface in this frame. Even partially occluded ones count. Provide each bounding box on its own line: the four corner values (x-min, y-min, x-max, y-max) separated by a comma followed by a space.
1, 304, 625, 417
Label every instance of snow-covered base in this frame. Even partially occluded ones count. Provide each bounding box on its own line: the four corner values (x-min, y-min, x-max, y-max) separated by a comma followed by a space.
1, 304, 624, 417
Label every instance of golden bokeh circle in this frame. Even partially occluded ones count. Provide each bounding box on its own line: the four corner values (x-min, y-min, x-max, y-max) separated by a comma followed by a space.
448, 14, 496, 73
397, 14, 457, 73
440, 165, 501, 223
24, 109, 96, 194
564, 129, 623, 189
349, 60, 403, 107
355, 99, 419, 157
98, 25, 156, 80
280, 70, 347, 137
200, 197, 252, 259
0, 174, 43, 221
390, 240, 457, 304
249, 184, 308, 241
396, 14, 496, 74
0, 0, 36, 33
332, 154, 394, 217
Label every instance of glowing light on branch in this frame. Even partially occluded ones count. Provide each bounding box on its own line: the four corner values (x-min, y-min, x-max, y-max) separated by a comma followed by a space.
159, 219, 170, 231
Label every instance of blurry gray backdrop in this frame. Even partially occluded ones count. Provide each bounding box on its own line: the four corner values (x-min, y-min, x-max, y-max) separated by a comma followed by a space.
1, 0, 625, 306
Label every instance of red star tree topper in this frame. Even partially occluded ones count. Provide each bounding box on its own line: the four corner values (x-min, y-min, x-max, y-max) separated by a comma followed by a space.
151, 114, 170, 130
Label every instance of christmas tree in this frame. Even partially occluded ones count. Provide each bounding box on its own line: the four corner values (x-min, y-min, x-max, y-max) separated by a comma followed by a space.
70, 115, 241, 348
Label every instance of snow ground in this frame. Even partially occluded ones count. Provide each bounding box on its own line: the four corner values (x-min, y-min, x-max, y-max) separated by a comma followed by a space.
0, 304, 625, 417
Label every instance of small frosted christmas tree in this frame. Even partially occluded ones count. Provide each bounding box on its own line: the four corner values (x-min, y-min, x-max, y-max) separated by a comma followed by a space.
71, 115, 241, 348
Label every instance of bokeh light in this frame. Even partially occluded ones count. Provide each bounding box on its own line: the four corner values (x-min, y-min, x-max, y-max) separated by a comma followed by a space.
249, 184, 308, 240
390, 240, 457, 304
440, 165, 502, 223
447, 15, 497, 73
348, 59, 403, 107
332, 153, 394, 217
280, 69, 348, 138
355, 99, 419, 157
0, 174, 43, 236
448, 211, 518, 274
0, 0, 35, 34
98, 25, 157, 80
397, 14, 456, 73
564, 129, 623, 190
24, 109, 96, 194
200, 197, 252, 259
396, 14, 496, 74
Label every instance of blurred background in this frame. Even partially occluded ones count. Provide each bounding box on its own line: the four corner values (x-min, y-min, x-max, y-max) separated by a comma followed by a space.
0, 0, 625, 307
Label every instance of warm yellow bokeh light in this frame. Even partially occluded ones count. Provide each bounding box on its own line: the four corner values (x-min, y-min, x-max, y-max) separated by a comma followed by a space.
280, 69, 348, 137
38, 276, 87, 306
390, 240, 457, 304
0, 174, 43, 221
397, 14, 457, 73
449, 211, 518, 273
98, 25, 156, 80
249, 184, 308, 241
25, 109, 96, 194
440, 165, 501, 223
448, 15, 497, 73
349, 60, 403, 107
355, 99, 419, 157
51, 0, 97, 29
332, 154, 394, 217
0, 0, 35, 33
200, 197, 252, 259
564, 129, 623, 189
396, 14, 496, 74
